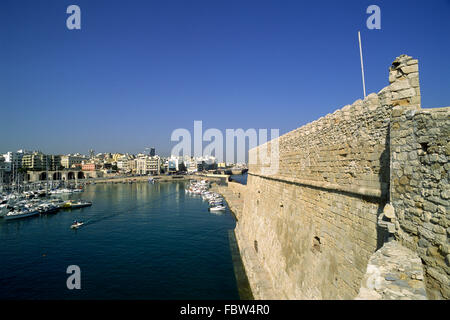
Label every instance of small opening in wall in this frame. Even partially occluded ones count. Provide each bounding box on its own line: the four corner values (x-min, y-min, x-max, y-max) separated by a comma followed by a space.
392, 61, 401, 69
420, 142, 429, 153
312, 236, 322, 253
254, 240, 258, 253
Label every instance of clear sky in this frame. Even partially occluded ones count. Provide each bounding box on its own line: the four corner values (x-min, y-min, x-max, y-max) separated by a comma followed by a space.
1, 0, 449, 156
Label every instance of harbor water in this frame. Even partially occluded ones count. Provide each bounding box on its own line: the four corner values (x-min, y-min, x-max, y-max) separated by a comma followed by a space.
0, 181, 241, 299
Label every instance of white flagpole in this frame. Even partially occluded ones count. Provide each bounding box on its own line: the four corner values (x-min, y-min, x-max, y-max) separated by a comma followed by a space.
358, 31, 366, 98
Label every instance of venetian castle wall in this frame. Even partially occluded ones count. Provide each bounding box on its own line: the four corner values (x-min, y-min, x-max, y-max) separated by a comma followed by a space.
233, 55, 449, 299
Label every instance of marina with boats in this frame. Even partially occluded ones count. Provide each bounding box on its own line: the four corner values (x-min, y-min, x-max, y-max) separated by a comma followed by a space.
1, 177, 231, 223
0, 178, 242, 299
185, 179, 228, 213
0, 187, 92, 222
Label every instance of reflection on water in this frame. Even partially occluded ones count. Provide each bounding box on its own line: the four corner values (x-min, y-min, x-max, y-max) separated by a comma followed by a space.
0, 181, 241, 300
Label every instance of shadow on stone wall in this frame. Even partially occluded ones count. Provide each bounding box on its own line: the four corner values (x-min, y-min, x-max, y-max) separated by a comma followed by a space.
376, 123, 391, 250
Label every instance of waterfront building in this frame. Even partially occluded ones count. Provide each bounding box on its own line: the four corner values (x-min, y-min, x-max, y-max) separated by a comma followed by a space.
117, 155, 131, 173
196, 161, 204, 172
186, 159, 198, 173
60, 155, 85, 169
1, 160, 11, 172
112, 153, 124, 163
218, 162, 227, 168
20, 152, 61, 171
149, 156, 161, 175
167, 157, 179, 173
128, 158, 137, 174
2, 150, 26, 171
0, 155, 6, 172
21, 152, 49, 171
135, 156, 160, 175
81, 162, 98, 171
49, 155, 63, 171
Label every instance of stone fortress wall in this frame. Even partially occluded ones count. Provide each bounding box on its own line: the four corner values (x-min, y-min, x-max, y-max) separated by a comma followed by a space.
389, 105, 449, 299
233, 55, 449, 299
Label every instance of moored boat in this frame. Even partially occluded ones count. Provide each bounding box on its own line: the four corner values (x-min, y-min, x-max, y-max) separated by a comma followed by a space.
3, 209, 40, 220
209, 205, 226, 212
62, 200, 92, 209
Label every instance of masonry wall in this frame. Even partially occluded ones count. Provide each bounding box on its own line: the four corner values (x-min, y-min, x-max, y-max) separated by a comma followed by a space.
235, 55, 449, 299
390, 106, 450, 299
236, 83, 395, 300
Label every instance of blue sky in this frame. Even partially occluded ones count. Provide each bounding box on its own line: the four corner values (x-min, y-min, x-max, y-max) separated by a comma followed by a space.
1, 0, 449, 156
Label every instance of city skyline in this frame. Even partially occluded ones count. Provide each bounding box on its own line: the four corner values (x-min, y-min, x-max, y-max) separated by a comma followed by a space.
1, 0, 450, 155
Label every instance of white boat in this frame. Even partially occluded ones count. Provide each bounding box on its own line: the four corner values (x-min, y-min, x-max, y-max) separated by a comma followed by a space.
3, 209, 40, 220
50, 188, 75, 194
70, 221, 84, 229
70, 201, 92, 209
209, 205, 226, 212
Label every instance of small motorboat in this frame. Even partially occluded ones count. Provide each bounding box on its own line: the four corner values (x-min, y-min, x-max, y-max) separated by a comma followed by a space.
70, 221, 84, 229
209, 205, 226, 212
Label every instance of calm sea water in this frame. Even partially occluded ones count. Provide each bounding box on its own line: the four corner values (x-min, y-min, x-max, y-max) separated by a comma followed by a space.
0, 181, 240, 300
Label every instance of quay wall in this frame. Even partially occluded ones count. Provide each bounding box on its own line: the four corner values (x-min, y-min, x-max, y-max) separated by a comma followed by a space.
234, 55, 449, 299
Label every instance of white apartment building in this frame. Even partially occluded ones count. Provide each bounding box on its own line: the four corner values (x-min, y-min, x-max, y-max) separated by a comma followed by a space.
135, 156, 160, 175
117, 156, 130, 172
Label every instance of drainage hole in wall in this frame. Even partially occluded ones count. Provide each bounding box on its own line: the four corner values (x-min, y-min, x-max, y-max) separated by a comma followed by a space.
312, 236, 322, 253
420, 142, 429, 153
